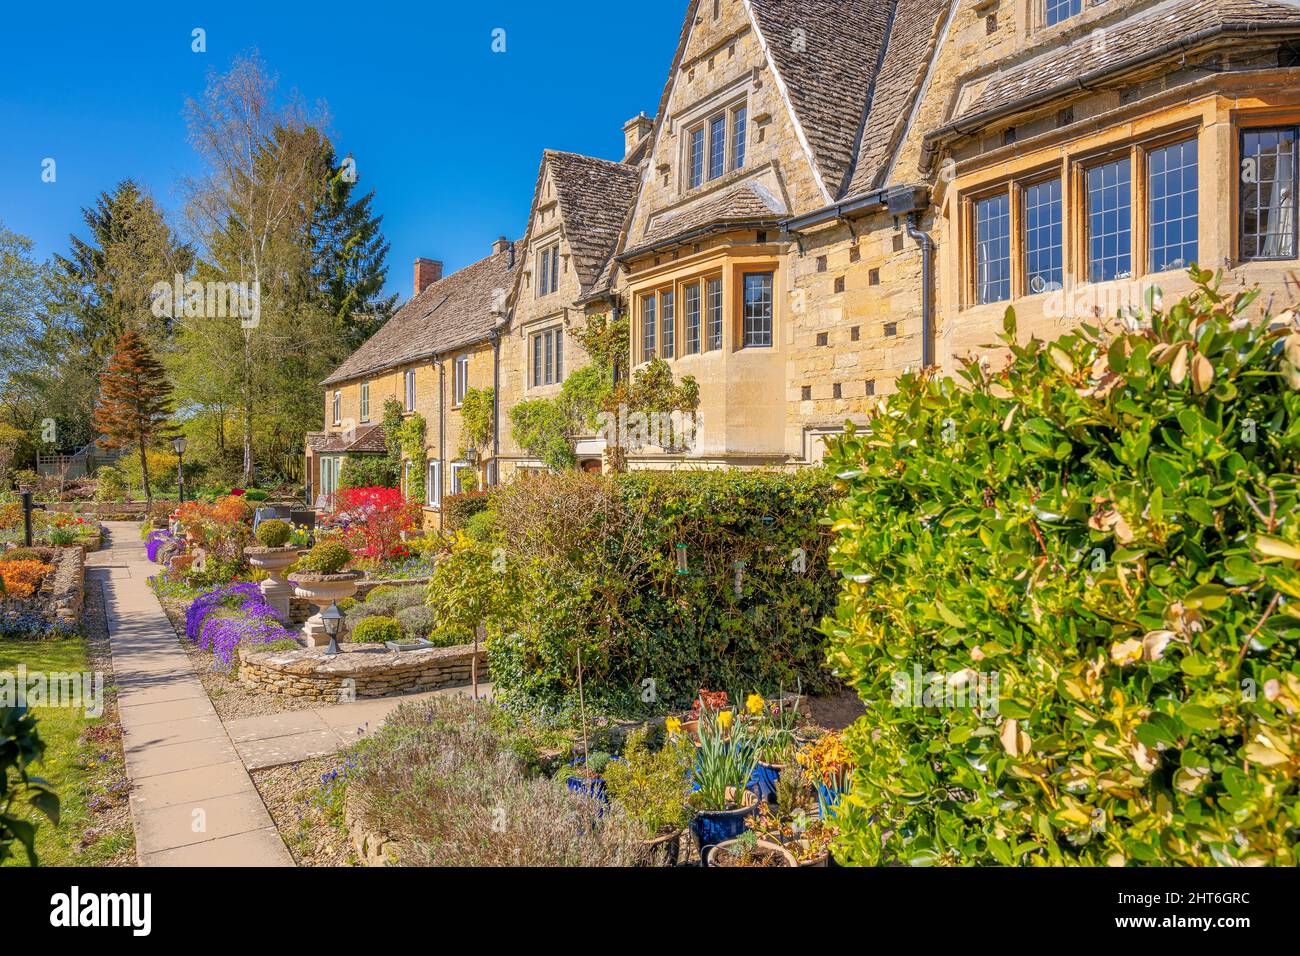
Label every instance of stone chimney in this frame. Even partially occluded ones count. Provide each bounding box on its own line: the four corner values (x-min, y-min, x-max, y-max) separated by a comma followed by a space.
492, 236, 511, 256
623, 112, 654, 161
414, 258, 443, 296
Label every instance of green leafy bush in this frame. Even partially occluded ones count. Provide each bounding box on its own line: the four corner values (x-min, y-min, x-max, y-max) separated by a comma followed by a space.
339, 455, 397, 491
94, 466, 127, 503
604, 727, 694, 838
254, 519, 292, 548
479, 469, 838, 713
295, 539, 352, 576
822, 275, 1300, 866
350, 615, 404, 645
1, 706, 60, 865
442, 491, 490, 532
394, 605, 437, 641
461, 509, 497, 542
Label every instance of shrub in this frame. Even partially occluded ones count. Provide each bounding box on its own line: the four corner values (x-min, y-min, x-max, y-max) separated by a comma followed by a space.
481, 469, 839, 713
185, 582, 291, 668
330, 486, 419, 562
94, 466, 127, 503
0, 548, 46, 564
365, 584, 399, 603
255, 519, 292, 548
460, 509, 497, 543
394, 605, 436, 641
338, 455, 397, 492
350, 615, 404, 645
295, 539, 352, 576
0, 560, 54, 599
243, 488, 269, 502
821, 274, 1300, 867
442, 490, 490, 531
603, 727, 695, 838
347, 697, 639, 866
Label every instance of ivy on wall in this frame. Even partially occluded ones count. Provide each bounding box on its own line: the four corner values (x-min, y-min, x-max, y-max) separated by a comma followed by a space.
381, 396, 427, 504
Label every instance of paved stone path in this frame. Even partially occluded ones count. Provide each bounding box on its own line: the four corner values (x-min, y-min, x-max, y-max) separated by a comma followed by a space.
90, 521, 489, 866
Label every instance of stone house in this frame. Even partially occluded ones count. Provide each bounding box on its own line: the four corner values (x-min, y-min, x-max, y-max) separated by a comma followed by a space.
314, 0, 1300, 518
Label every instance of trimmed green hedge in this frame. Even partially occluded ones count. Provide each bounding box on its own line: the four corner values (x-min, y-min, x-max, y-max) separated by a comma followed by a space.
822, 274, 1300, 866
442, 491, 490, 532
475, 469, 839, 713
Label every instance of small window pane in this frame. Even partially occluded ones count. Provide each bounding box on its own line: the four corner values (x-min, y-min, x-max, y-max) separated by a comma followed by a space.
550, 245, 560, 291
1087, 157, 1132, 283
742, 273, 773, 348
1023, 179, 1063, 294
689, 127, 705, 188
706, 277, 723, 350
555, 330, 563, 381
684, 283, 702, 354
1241, 127, 1297, 260
709, 114, 726, 180
544, 333, 554, 385
732, 106, 747, 170
1149, 138, 1199, 272
532, 334, 542, 386
661, 290, 675, 358
1045, 0, 1082, 26
975, 192, 1011, 304
642, 294, 657, 362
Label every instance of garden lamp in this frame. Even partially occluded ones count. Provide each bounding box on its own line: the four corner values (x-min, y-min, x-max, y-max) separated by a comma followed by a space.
321, 602, 344, 656
172, 436, 188, 505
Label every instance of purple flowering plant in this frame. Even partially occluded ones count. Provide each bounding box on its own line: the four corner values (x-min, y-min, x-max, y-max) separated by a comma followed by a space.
185, 582, 294, 667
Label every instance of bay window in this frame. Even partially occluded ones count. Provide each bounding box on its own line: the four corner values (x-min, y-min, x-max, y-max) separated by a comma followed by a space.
1241, 126, 1297, 260
1086, 156, 1132, 283
742, 272, 773, 348
975, 192, 1012, 304
642, 293, 657, 361
1148, 138, 1199, 272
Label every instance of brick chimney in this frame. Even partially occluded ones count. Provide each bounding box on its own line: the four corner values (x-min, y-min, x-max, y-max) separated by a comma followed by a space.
623, 112, 654, 161
492, 236, 511, 256
414, 258, 443, 296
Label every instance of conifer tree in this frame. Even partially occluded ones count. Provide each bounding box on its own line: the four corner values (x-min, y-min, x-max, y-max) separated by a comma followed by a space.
93, 329, 175, 501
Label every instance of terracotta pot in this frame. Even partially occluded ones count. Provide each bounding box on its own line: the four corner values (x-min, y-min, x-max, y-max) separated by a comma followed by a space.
636, 827, 685, 867
706, 837, 798, 868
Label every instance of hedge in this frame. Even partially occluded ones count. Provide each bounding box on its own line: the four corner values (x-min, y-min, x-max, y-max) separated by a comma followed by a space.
456, 469, 839, 714
821, 273, 1300, 866
442, 491, 490, 532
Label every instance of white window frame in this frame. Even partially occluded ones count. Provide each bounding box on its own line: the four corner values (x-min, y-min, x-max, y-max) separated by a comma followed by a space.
404, 370, 416, 411
332, 391, 341, 425
359, 382, 370, 422
453, 355, 469, 406
426, 459, 442, 508
450, 461, 472, 496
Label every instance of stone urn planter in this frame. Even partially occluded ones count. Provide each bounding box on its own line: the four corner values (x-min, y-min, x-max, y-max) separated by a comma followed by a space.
244, 546, 302, 620
288, 570, 360, 647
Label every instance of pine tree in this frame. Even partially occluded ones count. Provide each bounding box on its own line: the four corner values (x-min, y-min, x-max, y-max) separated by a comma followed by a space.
311, 144, 398, 352
93, 330, 175, 501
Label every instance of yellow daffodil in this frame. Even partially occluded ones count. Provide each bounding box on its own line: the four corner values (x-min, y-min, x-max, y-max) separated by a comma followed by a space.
746, 693, 765, 716
665, 716, 682, 736
718, 709, 734, 731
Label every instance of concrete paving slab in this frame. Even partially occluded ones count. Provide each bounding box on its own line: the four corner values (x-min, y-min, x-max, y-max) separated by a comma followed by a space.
139, 826, 292, 867
124, 714, 227, 751
127, 735, 241, 779
134, 790, 277, 856
130, 761, 255, 812
235, 729, 348, 771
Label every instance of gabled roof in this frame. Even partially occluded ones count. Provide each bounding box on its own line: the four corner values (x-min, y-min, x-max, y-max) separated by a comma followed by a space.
321, 243, 518, 386
305, 424, 387, 454
845, 0, 952, 195
626, 181, 788, 257
545, 150, 642, 295
748, 0, 895, 199
952, 0, 1300, 126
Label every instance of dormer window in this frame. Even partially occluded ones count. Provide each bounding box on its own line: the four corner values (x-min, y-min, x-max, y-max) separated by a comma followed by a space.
537, 242, 560, 296
1045, 0, 1082, 26
684, 102, 747, 191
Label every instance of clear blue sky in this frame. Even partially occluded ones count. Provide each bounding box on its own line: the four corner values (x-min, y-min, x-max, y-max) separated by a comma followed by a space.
0, 1, 685, 301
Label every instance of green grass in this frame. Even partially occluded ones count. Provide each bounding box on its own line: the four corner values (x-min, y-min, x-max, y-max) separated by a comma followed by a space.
0, 634, 132, 867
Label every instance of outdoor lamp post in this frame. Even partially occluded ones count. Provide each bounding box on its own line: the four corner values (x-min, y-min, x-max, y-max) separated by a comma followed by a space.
321, 602, 344, 656
172, 436, 188, 505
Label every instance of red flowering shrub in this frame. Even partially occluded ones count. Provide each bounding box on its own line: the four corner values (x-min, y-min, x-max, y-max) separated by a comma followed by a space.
331, 487, 419, 563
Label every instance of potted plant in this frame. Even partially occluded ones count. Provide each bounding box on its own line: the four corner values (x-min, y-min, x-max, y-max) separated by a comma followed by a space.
562, 751, 616, 803
747, 687, 802, 804
688, 696, 759, 856
706, 830, 797, 868
796, 730, 855, 817
604, 727, 694, 866
678, 688, 728, 741
288, 537, 360, 646
244, 519, 300, 619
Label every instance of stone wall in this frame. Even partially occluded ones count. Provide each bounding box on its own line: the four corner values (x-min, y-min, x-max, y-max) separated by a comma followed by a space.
0, 545, 84, 628
237, 641, 486, 702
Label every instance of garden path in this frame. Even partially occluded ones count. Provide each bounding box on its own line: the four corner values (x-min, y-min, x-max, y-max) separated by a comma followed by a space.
89, 522, 491, 865
89, 522, 293, 866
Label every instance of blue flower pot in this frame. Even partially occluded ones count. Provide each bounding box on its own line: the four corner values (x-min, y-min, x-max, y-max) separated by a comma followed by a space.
566, 775, 609, 803
817, 782, 844, 818
749, 762, 782, 804
689, 799, 757, 855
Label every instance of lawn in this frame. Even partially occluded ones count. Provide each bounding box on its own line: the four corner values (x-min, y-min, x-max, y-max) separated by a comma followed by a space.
0, 626, 133, 867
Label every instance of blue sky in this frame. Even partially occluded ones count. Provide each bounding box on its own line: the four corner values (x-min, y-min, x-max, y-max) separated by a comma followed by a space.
0, 1, 685, 301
